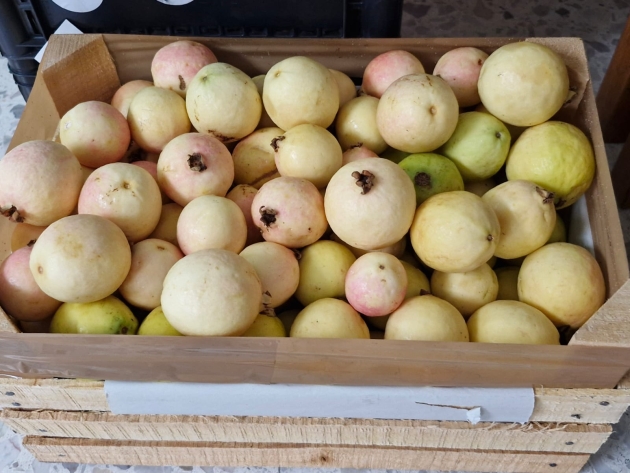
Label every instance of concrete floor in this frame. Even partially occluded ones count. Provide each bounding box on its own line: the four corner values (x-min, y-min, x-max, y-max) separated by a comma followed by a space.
0, 0, 629, 471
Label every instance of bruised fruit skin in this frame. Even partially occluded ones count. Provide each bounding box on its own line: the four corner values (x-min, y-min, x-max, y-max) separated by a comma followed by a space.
186, 63, 261, 143
362, 50, 425, 99
0, 141, 83, 226
263, 56, 339, 130
240, 242, 300, 309
243, 310, 287, 337
295, 240, 357, 306
345, 252, 408, 317
335, 96, 388, 154
127, 87, 191, 153
431, 263, 499, 318
518, 242, 606, 329
468, 300, 560, 345
161, 249, 262, 336
385, 295, 469, 342
177, 195, 247, 255
151, 40, 217, 97
433, 47, 488, 108
342, 146, 378, 165
51, 295, 138, 335
329, 69, 357, 107
290, 298, 370, 339
78, 163, 162, 242
273, 124, 343, 188
482, 180, 556, 259
377, 74, 459, 153
410, 191, 500, 273
252, 177, 328, 248
478, 42, 569, 127
252, 75, 276, 129
0, 247, 61, 321
119, 239, 184, 311
30, 215, 131, 304
148, 203, 183, 247
325, 158, 416, 250
11, 223, 46, 252
111, 80, 153, 118
233, 127, 282, 189
157, 133, 234, 206
60, 101, 131, 168
226, 185, 264, 247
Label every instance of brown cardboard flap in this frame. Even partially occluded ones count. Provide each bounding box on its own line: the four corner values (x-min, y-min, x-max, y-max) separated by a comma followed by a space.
41, 35, 120, 117
0, 334, 628, 388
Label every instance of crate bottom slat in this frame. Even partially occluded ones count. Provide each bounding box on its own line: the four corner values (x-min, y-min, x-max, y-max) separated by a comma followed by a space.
23, 437, 590, 473
1, 410, 612, 454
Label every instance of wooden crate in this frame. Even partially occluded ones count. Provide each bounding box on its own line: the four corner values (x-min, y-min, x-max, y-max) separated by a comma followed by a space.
0, 376, 628, 472
1, 34, 630, 472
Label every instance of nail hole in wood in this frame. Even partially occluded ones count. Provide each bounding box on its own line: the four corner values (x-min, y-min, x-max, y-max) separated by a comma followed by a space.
38, 429, 47, 433
549, 463, 557, 468
600, 401, 610, 406
4, 392, 14, 396
571, 414, 581, 419
11, 402, 20, 407
565, 441, 574, 445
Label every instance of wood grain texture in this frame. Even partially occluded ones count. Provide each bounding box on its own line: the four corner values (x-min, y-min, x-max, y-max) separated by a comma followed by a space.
612, 135, 630, 208
1, 410, 611, 454
597, 15, 630, 143
0, 379, 107, 411
1, 379, 628, 424
0, 334, 628, 388
23, 438, 590, 473
571, 280, 630, 347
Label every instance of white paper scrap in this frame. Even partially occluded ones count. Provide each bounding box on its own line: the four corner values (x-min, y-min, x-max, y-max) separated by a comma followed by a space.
51, 0, 102, 13
35, 20, 83, 63
105, 382, 535, 424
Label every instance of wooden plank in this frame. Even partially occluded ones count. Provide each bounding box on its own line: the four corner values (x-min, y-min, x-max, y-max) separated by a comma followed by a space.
23, 438, 590, 473
1, 378, 628, 424
571, 279, 630, 347
1, 410, 611, 454
0, 333, 629, 388
0, 379, 107, 411
596, 14, 630, 143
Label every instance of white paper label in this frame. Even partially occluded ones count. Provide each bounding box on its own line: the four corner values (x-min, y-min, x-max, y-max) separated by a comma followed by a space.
105, 382, 535, 425
35, 20, 83, 63
51, 0, 103, 13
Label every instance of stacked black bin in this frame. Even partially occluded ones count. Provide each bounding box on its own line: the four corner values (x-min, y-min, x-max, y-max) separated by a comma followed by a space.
0, 0, 403, 100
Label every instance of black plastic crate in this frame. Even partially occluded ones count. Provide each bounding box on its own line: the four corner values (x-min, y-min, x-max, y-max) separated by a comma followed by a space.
0, 0, 403, 100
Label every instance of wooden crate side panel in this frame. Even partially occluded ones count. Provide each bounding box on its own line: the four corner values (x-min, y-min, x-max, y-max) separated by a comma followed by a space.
530, 388, 630, 424
0, 379, 107, 411
1, 410, 611, 454
23, 438, 590, 473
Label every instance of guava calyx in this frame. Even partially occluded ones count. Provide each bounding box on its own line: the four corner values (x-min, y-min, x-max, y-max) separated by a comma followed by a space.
535, 186, 555, 204
271, 136, 285, 152
352, 170, 375, 194
414, 172, 432, 188
0, 205, 23, 223
187, 153, 207, 172
259, 206, 278, 227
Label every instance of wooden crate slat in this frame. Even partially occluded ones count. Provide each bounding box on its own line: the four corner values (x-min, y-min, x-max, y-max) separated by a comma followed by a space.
2, 379, 629, 425
23, 437, 590, 473
1, 410, 611, 454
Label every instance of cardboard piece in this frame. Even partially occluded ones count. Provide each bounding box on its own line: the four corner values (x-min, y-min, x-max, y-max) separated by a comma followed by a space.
0, 34, 628, 388
104, 382, 535, 424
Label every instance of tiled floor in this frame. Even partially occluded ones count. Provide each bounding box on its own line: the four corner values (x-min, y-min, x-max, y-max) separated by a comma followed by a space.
1, 0, 630, 472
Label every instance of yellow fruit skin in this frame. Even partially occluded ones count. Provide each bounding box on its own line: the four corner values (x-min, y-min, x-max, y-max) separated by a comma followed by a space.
51, 296, 138, 335
517, 243, 606, 328
468, 300, 559, 345
505, 121, 595, 209
410, 191, 500, 273
138, 307, 182, 336
242, 312, 287, 337
385, 295, 469, 342
431, 264, 498, 317
290, 298, 369, 339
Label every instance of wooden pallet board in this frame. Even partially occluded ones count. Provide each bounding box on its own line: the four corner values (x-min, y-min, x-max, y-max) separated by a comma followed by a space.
23, 438, 590, 473
1, 379, 628, 424
1, 410, 612, 454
